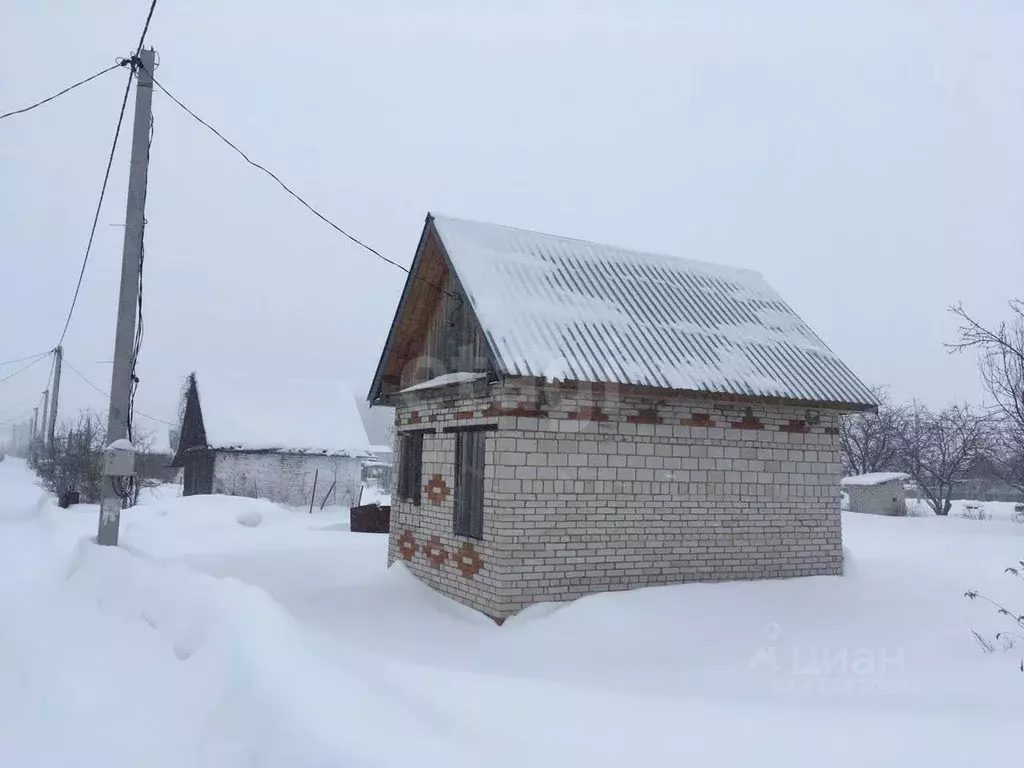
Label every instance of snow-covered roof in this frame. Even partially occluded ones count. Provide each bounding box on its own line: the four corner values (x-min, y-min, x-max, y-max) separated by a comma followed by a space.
194, 373, 373, 458
429, 215, 876, 408
398, 372, 487, 394
840, 472, 910, 487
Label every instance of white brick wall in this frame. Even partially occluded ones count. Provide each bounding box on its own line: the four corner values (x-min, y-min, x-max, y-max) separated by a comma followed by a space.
213, 451, 363, 509
389, 381, 847, 619
846, 480, 906, 516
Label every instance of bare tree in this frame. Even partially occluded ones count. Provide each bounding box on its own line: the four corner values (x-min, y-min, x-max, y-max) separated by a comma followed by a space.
35, 410, 106, 503
839, 387, 907, 476
130, 425, 166, 506
901, 402, 990, 516
950, 301, 1024, 493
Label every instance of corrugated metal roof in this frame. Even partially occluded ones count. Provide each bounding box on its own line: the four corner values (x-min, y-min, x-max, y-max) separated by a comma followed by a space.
432, 215, 876, 408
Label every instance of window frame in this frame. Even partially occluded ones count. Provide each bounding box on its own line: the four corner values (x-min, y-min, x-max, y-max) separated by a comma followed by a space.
397, 430, 425, 505
451, 426, 489, 540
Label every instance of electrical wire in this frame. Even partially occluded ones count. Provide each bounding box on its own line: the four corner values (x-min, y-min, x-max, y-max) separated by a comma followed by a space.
142, 67, 457, 301
0, 352, 51, 385
134, 0, 159, 58
55, 62, 137, 348
126, 112, 153, 444
0, 64, 121, 122
0, 350, 54, 368
62, 357, 175, 427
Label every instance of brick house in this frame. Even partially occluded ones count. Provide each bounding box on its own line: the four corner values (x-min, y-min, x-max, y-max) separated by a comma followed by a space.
172, 372, 373, 508
840, 472, 908, 516
368, 214, 876, 619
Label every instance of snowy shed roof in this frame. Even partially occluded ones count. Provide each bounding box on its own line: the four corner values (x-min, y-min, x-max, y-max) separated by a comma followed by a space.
372, 214, 876, 409
840, 472, 910, 487
193, 373, 373, 457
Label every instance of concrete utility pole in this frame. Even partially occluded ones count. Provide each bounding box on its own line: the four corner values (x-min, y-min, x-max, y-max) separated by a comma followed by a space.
47, 346, 62, 448
98, 48, 156, 546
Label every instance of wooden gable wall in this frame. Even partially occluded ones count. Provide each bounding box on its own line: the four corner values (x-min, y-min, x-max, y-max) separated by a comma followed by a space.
374, 224, 492, 401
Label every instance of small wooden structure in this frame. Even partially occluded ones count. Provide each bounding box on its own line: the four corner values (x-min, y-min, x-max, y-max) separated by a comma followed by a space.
350, 503, 391, 533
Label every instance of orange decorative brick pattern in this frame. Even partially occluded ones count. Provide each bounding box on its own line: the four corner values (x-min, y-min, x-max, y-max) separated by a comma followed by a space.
683, 412, 715, 427
407, 411, 421, 425
568, 406, 609, 422
425, 475, 449, 505
627, 408, 662, 425
398, 530, 418, 561
425, 535, 450, 567
455, 542, 484, 578
453, 410, 476, 420
778, 419, 809, 433
731, 408, 764, 430
482, 404, 547, 418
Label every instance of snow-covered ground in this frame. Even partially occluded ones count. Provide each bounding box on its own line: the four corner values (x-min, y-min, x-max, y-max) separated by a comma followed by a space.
1, 456, 1022, 767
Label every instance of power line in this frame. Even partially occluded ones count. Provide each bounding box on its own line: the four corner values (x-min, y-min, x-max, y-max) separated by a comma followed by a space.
55, 61, 137, 348
0, 64, 120, 122
135, 0, 159, 57
143, 68, 456, 300
0, 350, 54, 368
127, 112, 153, 443
0, 352, 50, 385
63, 357, 175, 427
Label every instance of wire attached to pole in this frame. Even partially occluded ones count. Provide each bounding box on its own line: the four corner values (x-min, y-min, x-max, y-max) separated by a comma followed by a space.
0, 352, 50, 385
0, 64, 121, 122
141, 67, 458, 303
55, 57, 143, 348
0, 350, 54, 368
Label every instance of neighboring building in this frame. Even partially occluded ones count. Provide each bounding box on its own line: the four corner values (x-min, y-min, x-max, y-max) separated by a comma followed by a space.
172, 372, 373, 508
841, 472, 909, 516
368, 214, 877, 620
362, 444, 393, 489
135, 423, 177, 484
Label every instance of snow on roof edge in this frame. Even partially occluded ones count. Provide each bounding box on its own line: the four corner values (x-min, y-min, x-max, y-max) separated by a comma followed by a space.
840, 472, 910, 487
398, 371, 487, 394
194, 372, 373, 457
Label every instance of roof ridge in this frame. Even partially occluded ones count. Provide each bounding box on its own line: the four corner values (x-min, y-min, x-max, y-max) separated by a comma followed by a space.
429, 212, 765, 280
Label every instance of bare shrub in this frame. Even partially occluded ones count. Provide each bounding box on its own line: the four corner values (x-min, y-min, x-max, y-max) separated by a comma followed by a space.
35, 411, 105, 503
961, 503, 989, 521
965, 564, 1024, 669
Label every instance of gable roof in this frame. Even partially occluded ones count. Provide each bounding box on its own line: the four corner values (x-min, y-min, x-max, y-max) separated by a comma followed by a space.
190, 372, 373, 457
370, 214, 876, 410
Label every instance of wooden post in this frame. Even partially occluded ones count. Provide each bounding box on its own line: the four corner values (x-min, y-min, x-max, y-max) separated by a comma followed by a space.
308, 468, 319, 514
319, 479, 337, 511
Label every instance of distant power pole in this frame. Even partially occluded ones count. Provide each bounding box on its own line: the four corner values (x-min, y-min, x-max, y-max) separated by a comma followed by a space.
47, 345, 62, 448
31, 407, 38, 442
97, 48, 156, 547
40, 388, 49, 450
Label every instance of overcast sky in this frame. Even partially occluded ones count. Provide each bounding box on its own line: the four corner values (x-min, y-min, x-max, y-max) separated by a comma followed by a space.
3, 0, 1023, 445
